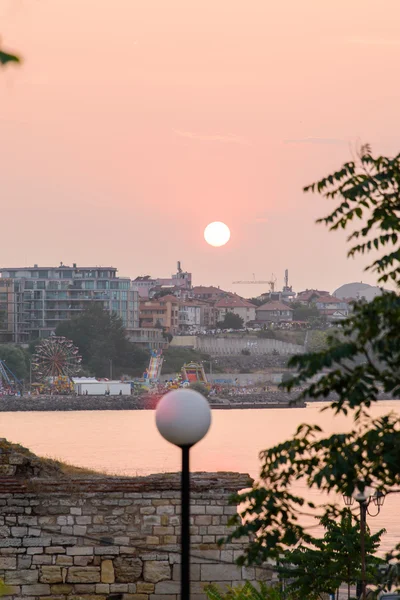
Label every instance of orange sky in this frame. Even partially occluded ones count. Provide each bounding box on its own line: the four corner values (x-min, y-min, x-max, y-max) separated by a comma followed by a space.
1, 0, 400, 295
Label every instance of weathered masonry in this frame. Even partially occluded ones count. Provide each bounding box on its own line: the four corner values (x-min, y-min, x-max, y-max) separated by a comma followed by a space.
0, 440, 272, 600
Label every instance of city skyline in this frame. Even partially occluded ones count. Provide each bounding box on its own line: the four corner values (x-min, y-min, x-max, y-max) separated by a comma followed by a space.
2, 0, 400, 295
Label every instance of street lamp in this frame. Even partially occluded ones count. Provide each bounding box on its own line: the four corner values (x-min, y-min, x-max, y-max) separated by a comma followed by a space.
156, 389, 211, 600
342, 486, 386, 600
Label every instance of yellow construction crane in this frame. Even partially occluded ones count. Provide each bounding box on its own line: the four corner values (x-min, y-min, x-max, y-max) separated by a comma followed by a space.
232, 274, 277, 292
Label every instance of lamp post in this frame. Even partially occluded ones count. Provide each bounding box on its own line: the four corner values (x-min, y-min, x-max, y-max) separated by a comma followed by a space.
343, 487, 385, 600
156, 389, 211, 600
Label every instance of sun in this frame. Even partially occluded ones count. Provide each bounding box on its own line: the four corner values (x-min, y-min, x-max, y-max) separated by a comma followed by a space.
204, 222, 231, 247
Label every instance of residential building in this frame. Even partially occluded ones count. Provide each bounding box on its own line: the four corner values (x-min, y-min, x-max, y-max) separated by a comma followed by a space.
315, 295, 349, 320
0, 264, 139, 342
0, 278, 14, 342
127, 328, 167, 351
133, 261, 192, 299
215, 295, 256, 326
296, 289, 330, 305
255, 301, 293, 323
178, 300, 202, 331
139, 295, 179, 333
191, 286, 233, 302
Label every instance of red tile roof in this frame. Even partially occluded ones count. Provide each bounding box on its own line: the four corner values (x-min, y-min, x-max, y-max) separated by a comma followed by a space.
215, 296, 256, 309
256, 301, 293, 311
316, 295, 347, 304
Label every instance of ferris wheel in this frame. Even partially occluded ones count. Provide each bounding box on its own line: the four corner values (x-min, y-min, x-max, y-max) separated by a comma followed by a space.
31, 335, 82, 381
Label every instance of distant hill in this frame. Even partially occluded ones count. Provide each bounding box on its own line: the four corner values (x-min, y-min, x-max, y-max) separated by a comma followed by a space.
333, 282, 385, 301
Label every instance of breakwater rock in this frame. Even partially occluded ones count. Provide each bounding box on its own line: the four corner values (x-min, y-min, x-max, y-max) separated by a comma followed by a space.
0, 393, 304, 412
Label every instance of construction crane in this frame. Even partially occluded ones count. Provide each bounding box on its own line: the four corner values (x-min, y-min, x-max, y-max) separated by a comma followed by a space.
233, 274, 277, 292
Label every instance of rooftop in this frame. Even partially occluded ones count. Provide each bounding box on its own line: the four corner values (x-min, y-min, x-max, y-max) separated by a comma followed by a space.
256, 301, 294, 311
215, 295, 256, 309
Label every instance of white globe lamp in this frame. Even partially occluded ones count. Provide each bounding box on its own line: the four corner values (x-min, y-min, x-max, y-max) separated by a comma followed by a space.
156, 388, 211, 447
155, 388, 212, 600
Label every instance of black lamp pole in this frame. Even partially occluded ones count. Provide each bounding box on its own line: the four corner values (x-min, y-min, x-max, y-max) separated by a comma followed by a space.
359, 500, 367, 600
181, 445, 191, 600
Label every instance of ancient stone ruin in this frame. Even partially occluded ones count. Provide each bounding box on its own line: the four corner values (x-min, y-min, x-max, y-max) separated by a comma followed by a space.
0, 439, 272, 600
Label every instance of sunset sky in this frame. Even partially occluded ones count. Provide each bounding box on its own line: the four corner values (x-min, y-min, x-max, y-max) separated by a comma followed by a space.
1, 0, 400, 295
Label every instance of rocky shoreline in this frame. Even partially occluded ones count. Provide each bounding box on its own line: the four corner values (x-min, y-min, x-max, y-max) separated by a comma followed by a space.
0, 392, 395, 412
0, 392, 305, 412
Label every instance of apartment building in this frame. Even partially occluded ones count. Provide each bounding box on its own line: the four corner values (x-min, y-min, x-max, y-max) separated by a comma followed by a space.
139, 295, 180, 333
0, 279, 15, 343
215, 296, 256, 326
0, 264, 139, 342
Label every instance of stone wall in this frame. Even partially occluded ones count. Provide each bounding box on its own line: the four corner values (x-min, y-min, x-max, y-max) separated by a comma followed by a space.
0, 441, 271, 600
195, 336, 304, 356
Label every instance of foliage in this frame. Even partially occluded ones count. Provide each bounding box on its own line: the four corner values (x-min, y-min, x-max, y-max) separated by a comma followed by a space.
161, 347, 218, 375
257, 329, 277, 339
0, 45, 20, 67
291, 302, 320, 322
305, 329, 330, 352
55, 304, 149, 378
189, 381, 209, 397
0, 344, 29, 381
204, 581, 284, 600
278, 510, 384, 600
224, 148, 400, 579
217, 312, 245, 330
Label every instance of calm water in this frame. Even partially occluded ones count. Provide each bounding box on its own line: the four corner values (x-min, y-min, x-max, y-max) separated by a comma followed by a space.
0, 402, 399, 553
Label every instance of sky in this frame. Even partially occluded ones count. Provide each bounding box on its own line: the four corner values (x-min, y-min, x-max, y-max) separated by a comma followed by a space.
1, 0, 400, 297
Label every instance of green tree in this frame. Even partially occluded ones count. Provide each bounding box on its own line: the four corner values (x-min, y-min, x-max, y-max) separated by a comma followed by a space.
225, 148, 400, 584
291, 302, 320, 322
217, 312, 244, 330
55, 304, 149, 378
0, 45, 20, 66
279, 511, 384, 600
204, 581, 285, 600
0, 345, 29, 381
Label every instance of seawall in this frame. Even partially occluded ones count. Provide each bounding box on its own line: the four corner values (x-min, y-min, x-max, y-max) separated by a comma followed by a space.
0, 394, 304, 412
0, 440, 269, 600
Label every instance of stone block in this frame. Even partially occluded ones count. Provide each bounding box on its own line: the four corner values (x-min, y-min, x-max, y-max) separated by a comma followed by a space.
156, 505, 175, 515
201, 563, 242, 581
143, 560, 171, 583
70, 507, 82, 516
172, 563, 200, 581
33, 555, 52, 565
101, 559, 115, 583
76, 516, 92, 525
18, 556, 32, 569
142, 515, 161, 525
73, 525, 87, 536
40, 566, 63, 584
27, 547, 44, 555
5, 569, 39, 584
23, 536, 51, 547
139, 507, 155, 515
145, 536, 160, 545
136, 582, 155, 594
74, 556, 92, 567
21, 584, 51, 596
0, 557, 16, 569
194, 515, 212, 526
56, 555, 73, 566
0, 465, 16, 476
67, 546, 94, 556
96, 583, 110, 593
154, 580, 180, 594
114, 556, 143, 583
207, 526, 226, 535
206, 506, 224, 515
94, 546, 120, 555
66, 567, 101, 583
74, 583, 96, 593
46, 546, 67, 554
124, 595, 148, 600
10, 526, 28, 537
50, 584, 74, 594
110, 583, 129, 592
190, 505, 205, 515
